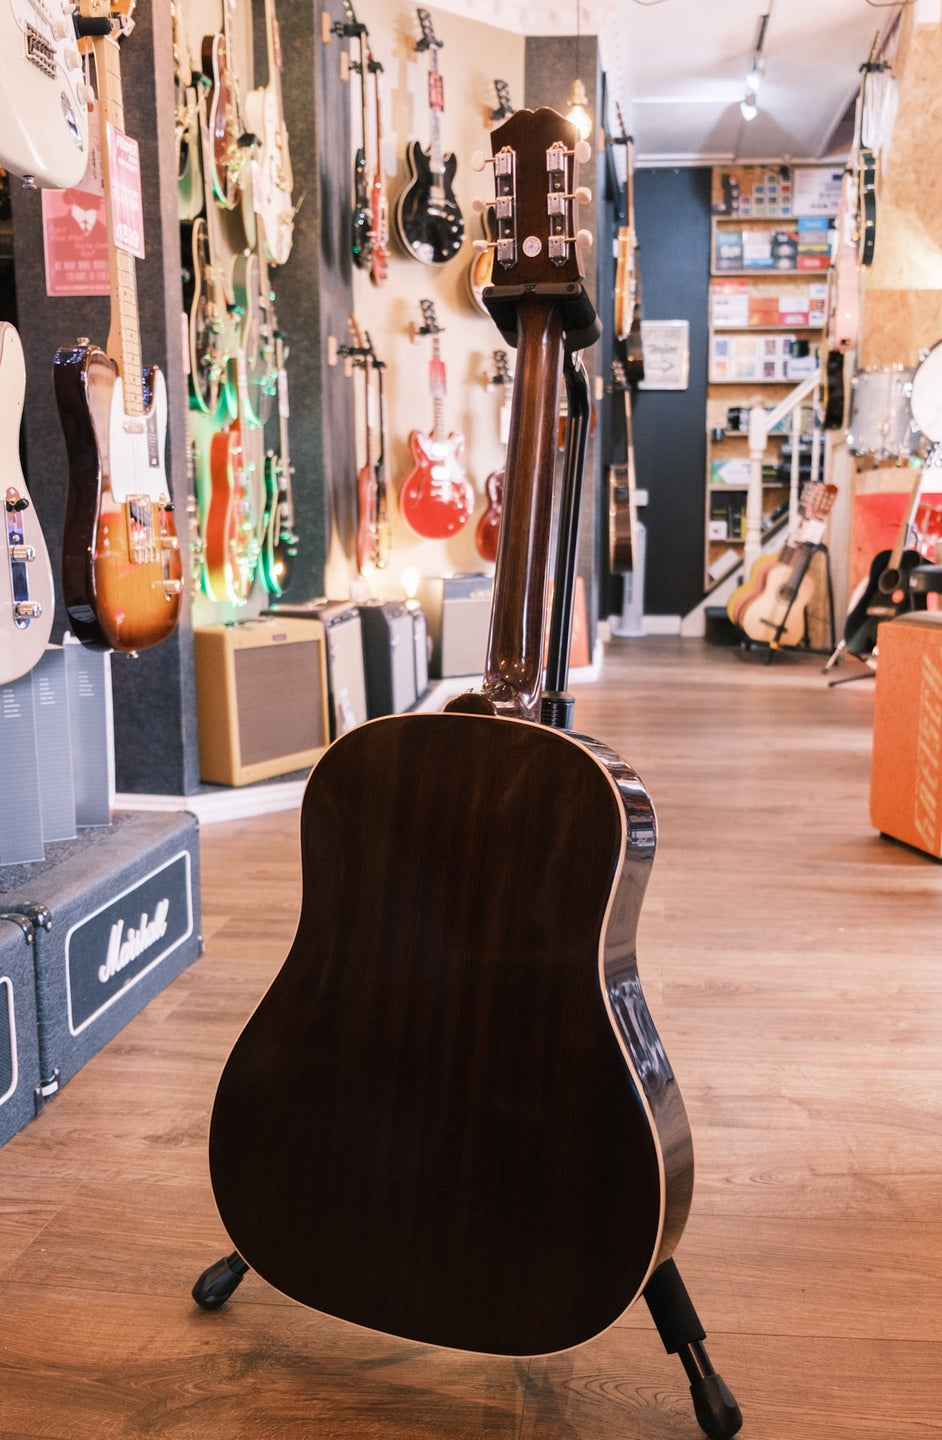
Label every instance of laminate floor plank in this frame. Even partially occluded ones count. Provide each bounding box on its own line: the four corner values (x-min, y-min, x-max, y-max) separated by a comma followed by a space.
1, 636, 939, 1438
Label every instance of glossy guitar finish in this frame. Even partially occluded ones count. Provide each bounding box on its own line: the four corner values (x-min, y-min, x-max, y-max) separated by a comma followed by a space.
210, 711, 692, 1355
0, 323, 54, 682
400, 428, 472, 539
0, 0, 90, 189
54, 345, 182, 651
396, 142, 464, 265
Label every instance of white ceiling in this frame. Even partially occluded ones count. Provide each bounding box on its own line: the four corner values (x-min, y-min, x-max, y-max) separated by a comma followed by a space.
431, 0, 902, 165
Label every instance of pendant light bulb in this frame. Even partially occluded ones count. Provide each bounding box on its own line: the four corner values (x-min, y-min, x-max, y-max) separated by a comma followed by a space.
566, 78, 593, 141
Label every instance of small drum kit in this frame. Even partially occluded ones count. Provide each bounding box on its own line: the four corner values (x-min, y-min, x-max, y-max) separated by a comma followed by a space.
846, 341, 942, 459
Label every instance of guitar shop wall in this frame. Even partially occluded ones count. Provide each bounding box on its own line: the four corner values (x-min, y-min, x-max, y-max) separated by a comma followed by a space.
842, 10, 942, 609
7, 0, 347, 795
623, 167, 712, 622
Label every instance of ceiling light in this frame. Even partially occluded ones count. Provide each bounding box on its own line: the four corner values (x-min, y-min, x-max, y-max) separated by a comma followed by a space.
745, 56, 765, 94
740, 93, 758, 122
566, 78, 593, 141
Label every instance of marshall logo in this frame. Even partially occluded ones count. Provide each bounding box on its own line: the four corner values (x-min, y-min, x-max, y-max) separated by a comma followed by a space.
65, 851, 195, 1036
99, 900, 171, 983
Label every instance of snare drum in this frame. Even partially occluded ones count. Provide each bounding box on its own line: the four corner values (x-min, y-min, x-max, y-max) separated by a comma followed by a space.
846, 366, 921, 458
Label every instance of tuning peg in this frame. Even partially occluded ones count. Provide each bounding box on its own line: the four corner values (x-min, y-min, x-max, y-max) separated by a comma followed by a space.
470, 149, 488, 172
574, 186, 592, 204
574, 140, 591, 165
472, 239, 491, 255
575, 228, 593, 251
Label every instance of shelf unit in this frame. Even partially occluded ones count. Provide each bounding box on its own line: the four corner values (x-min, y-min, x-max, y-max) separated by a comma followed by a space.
705, 170, 837, 586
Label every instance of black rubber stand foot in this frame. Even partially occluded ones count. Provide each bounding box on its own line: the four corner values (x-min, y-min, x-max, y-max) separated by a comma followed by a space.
192, 1252, 249, 1310
691, 1372, 743, 1439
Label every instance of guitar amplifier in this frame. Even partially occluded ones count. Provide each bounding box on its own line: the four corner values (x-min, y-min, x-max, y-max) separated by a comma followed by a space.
194, 618, 330, 786
0, 915, 41, 1146
416, 573, 493, 678
410, 604, 430, 699
266, 601, 368, 740
0, 810, 201, 1096
355, 602, 417, 718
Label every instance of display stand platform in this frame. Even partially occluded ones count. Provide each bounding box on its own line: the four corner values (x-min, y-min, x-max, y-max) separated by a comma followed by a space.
0, 810, 202, 1106
0, 915, 42, 1146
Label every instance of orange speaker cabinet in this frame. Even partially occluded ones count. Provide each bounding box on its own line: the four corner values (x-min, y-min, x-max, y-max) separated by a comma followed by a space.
870, 612, 942, 858
194, 618, 330, 786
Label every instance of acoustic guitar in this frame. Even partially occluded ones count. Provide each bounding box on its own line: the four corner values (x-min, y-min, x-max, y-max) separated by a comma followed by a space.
608, 357, 639, 575
843, 467, 924, 660
732, 482, 837, 648
54, 1, 183, 653
0, 322, 54, 683
394, 7, 464, 265
208, 105, 693, 1359
398, 299, 473, 540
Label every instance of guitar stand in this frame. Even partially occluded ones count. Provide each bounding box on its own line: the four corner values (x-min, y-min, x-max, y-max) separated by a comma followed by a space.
194, 352, 743, 1440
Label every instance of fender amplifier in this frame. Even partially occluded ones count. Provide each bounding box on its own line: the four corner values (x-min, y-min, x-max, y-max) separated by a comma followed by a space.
194, 618, 329, 786
355, 602, 417, 717
267, 600, 368, 739
416, 573, 493, 678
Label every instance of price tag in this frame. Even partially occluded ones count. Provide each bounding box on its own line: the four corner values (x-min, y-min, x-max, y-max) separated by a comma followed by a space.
106, 122, 145, 260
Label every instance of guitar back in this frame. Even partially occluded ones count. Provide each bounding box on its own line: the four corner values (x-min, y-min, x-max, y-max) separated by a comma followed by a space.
210, 711, 690, 1356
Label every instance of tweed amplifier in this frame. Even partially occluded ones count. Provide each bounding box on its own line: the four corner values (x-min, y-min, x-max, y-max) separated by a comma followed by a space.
416, 573, 493, 678
194, 618, 329, 786
267, 600, 368, 739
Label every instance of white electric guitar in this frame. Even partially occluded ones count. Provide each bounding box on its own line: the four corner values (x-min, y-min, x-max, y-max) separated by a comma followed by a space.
0, 0, 93, 189
0, 322, 54, 683
244, 0, 295, 266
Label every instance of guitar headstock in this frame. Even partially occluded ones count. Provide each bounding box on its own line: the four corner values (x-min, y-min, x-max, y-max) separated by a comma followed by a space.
611, 358, 628, 392
802, 482, 838, 520
492, 80, 515, 123
415, 7, 441, 51
416, 298, 442, 337
487, 350, 512, 388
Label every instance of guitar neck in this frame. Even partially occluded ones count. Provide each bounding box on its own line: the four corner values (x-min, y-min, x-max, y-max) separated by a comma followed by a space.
888, 468, 925, 570
429, 334, 445, 442
428, 49, 444, 177
91, 17, 144, 413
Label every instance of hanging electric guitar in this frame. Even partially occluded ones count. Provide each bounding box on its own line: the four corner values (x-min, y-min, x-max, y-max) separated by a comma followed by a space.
183, 83, 239, 419
344, 1, 372, 271
54, 1, 183, 654
474, 349, 511, 565
259, 330, 299, 595
394, 7, 464, 265
347, 319, 389, 573
0, 322, 54, 683
398, 299, 473, 539
245, 0, 295, 267
822, 166, 861, 430
843, 466, 925, 660
608, 358, 638, 575
200, 0, 251, 213
208, 104, 693, 1359
171, 0, 203, 223
368, 44, 389, 286
0, 0, 91, 189
614, 110, 644, 384
732, 483, 838, 648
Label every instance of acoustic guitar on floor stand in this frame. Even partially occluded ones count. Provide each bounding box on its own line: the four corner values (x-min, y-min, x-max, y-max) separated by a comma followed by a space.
194, 103, 741, 1440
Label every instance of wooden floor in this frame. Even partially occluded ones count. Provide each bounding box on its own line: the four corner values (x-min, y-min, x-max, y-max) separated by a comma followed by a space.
1, 636, 940, 1439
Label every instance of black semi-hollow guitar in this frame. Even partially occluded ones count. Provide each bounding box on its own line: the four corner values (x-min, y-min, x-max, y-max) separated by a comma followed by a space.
394, 8, 464, 265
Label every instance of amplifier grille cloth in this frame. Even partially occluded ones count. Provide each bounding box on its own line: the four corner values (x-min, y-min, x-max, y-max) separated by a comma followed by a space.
233, 643, 326, 765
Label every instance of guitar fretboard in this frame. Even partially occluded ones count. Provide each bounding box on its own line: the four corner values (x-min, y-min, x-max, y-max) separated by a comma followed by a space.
92, 14, 145, 416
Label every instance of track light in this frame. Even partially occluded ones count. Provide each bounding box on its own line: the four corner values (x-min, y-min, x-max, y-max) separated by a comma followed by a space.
740, 93, 758, 122
740, 6, 771, 122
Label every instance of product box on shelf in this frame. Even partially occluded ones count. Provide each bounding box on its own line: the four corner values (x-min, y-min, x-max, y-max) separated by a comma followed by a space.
0, 915, 41, 1147
0, 810, 202, 1095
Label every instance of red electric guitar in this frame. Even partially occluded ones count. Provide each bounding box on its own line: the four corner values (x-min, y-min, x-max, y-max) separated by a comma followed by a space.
398, 299, 473, 539
368, 43, 389, 286
349, 318, 389, 573
474, 349, 512, 564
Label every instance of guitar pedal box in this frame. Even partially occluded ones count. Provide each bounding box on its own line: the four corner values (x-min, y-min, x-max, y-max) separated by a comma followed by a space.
416, 573, 493, 678
266, 601, 368, 740
355, 601, 418, 717
194, 618, 330, 786
0, 810, 201, 1096
0, 914, 41, 1146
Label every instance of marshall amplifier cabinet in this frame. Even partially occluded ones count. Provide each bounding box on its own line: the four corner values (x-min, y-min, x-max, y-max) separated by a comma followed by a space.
0, 915, 41, 1146
416, 573, 493, 678
194, 618, 330, 785
267, 601, 368, 739
355, 601, 417, 718
1, 810, 202, 1095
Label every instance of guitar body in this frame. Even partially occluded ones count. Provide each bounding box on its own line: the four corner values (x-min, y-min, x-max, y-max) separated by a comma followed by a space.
54, 344, 181, 653
369, 167, 389, 286
399, 428, 473, 539
355, 460, 376, 574
608, 464, 634, 574
0, 0, 89, 188
209, 711, 693, 1357
205, 414, 261, 605
736, 555, 815, 648
0, 323, 54, 682
244, 84, 294, 268
726, 552, 777, 627
259, 450, 297, 596
183, 216, 235, 419
475, 467, 503, 564
395, 142, 464, 265
843, 547, 922, 659
823, 349, 846, 431
201, 30, 244, 211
